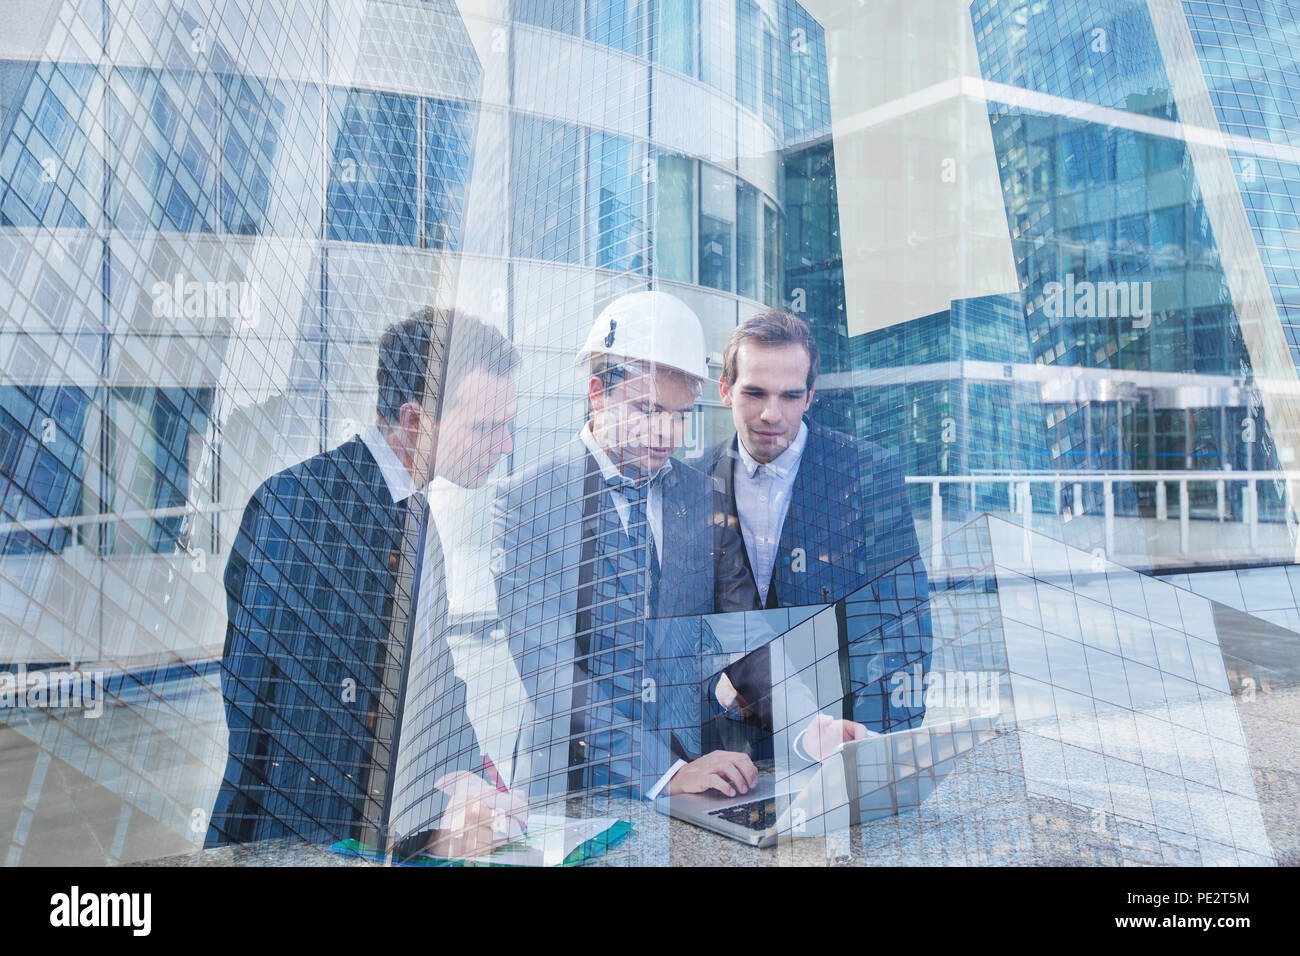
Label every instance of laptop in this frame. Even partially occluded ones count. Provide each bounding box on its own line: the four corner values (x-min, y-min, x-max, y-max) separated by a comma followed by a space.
654, 715, 999, 848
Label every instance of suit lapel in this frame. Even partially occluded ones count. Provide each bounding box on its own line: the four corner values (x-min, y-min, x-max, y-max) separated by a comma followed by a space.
338, 436, 404, 561
708, 436, 764, 603
561, 437, 597, 636
658, 464, 692, 610
712, 437, 742, 524
775, 419, 823, 606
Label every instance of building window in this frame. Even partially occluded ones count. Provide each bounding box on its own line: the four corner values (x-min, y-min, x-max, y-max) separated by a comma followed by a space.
111, 68, 219, 234
737, 182, 759, 299
326, 89, 418, 246
588, 0, 644, 54
735, 0, 759, 111
219, 76, 321, 238
512, 0, 582, 36
425, 98, 474, 250
0, 61, 99, 229
763, 200, 780, 305
761, 18, 780, 131
653, 0, 698, 76
0, 386, 91, 556
699, 163, 734, 292
654, 153, 695, 282
589, 132, 645, 272
511, 115, 582, 263
109, 388, 214, 555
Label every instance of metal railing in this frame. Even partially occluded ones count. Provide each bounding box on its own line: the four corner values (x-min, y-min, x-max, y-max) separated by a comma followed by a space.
4, 472, 1297, 568
907, 470, 1300, 564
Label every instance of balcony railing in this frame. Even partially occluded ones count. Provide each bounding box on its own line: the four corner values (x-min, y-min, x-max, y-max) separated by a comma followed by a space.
907, 470, 1299, 569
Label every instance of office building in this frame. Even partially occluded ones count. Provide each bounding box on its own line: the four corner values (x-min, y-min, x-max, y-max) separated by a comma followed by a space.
0, 0, 1297, 865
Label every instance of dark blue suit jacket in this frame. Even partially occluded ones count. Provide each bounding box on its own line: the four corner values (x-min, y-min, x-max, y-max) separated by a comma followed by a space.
491, 436, 752, 800
697, 418, 932, 733
207, 436, 480, 848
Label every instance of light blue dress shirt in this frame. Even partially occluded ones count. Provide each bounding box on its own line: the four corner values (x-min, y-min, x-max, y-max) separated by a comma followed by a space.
733, 421, 809, 604
578, 423, 668, 568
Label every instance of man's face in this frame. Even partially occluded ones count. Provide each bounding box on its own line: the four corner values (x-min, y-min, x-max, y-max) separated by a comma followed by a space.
433, 369, 518, 487
718, 342, 814, 464
590, 364, 698, 477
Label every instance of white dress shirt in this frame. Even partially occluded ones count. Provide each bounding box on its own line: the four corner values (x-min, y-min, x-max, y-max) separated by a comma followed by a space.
733, 421, 808, 604
360, 426, 418, 504
727, 423, 863, 755
361, 426, 441, 647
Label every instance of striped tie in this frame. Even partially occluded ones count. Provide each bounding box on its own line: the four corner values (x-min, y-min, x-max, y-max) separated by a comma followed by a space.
573, 475, 656, 793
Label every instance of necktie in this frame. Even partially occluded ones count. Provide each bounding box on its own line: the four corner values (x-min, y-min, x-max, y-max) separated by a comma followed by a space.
607, 475, 659, 611
568, 474, 662, 793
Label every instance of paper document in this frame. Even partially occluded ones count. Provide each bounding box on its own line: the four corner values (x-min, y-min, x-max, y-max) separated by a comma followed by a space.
430, 814, 631, 866
332, 815, 632, 867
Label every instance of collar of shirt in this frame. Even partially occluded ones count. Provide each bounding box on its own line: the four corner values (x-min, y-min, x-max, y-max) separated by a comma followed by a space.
578, 422, 674, 486
578, 423, 666, 566
363, 427, 443, 652
361, 426, 420, 504
736, 419, 809, 480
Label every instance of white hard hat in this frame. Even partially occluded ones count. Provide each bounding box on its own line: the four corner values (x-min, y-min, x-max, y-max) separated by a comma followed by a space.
578, 290, 708, 381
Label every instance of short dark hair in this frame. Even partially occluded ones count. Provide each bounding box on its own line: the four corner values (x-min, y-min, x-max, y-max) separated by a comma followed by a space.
376, 307, 520, 424
722, 308, 820, 392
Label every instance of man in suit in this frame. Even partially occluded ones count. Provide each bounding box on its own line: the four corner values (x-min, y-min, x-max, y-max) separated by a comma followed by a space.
492, 292, 866, 807
208, 307, 525, 859
698, 308, 931, 737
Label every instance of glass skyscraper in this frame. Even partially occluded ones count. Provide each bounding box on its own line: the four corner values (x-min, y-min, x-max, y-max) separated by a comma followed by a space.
0, 0, 1298, 868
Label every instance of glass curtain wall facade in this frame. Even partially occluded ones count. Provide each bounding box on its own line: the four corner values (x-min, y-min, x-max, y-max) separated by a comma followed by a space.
0, 0, 1298, 866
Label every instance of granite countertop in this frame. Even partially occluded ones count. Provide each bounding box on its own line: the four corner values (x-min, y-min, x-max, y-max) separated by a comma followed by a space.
139, 736, 1064, 867
138, 697, 1298, 868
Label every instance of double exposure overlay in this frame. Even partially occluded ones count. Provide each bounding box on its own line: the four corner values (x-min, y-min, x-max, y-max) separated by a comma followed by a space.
1, 0, 1299, 866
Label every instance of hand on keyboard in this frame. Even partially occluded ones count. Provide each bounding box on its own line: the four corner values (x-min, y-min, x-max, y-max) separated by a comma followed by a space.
666, 750, 758, 798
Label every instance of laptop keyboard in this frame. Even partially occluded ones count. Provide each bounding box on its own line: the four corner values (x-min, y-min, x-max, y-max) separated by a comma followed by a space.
708, 798, 779, 831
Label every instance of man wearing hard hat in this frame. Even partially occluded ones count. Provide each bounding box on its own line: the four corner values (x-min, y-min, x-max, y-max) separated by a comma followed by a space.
492, 290, 758, 804
492, 291, 866, 808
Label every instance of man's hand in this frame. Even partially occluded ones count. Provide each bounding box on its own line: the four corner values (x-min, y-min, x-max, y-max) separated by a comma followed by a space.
714, 672, 756, 717
715, 671, 741, 711
425, 770, 529, 859
802, 713, 876, 762
665, 750, 758, 798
